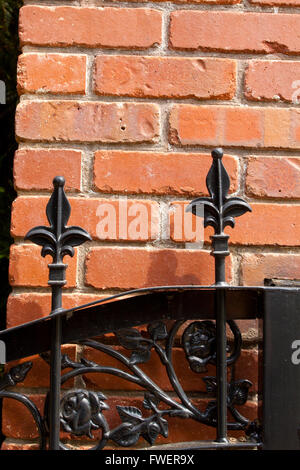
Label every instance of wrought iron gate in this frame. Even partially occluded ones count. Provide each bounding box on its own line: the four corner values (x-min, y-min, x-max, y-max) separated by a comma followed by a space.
0, 149, 299, 450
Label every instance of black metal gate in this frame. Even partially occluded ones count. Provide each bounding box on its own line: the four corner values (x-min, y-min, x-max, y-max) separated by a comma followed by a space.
0, 149, 299, 450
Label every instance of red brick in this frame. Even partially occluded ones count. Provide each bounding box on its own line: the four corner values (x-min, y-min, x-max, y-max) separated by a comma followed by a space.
6, 293, 105, 328
249, 0, 300, 5
245, 61, 300, 103
17, 53, 86, 95
9, 244, 77, 288
264, 108, 290, 148
93, 151, 238, 196
169, 105, 218, 146
170, 11, 300, 54
2, 395, 45, 439
19, 6, 162, 49
13, 149, 82, 191
85, 247, 232, 289
94, 56, 236, 100
246, 156, 300, 199
225, 108, 262, 146
229, 204, 300, 246
241, 253, 300, 286
15, 101, 159, 143
169, 105, 300, 149
169, 105, 262, 147
11, 196, 160, 242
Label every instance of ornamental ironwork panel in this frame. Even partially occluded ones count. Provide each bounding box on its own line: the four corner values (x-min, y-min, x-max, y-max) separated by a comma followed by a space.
1, 147, 295, 450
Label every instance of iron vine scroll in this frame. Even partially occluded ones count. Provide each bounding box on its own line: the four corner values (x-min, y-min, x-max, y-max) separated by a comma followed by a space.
0, 318, 259, 449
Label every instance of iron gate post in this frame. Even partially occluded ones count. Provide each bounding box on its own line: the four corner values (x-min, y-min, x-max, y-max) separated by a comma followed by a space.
25, 176, 92, 449
186, 148, 252, 443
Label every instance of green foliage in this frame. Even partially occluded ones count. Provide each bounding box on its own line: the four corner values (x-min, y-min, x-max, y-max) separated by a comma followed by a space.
0, 0, 23, 328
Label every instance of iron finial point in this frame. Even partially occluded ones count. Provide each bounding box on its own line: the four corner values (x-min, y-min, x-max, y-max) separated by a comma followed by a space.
53, 176, 65, 188
211, 148, 223, 160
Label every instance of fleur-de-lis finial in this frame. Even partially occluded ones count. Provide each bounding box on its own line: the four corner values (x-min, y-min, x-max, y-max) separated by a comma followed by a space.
186, 149, 252, 285
186, 148, 251, 235
25, 176, 92, 287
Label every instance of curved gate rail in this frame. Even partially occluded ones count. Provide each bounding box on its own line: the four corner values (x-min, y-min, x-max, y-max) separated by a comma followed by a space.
0, 148, 298, 450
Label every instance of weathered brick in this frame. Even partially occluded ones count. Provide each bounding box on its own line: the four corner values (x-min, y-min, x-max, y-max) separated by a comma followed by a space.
13, 149, 82, 191
245, 61, 300, 103
241, 253, 300, 286
169, 105, 218, 146
2, 395, 45, 439
93, 151, 238, 196
6, 293, 105, 328
94, 56, 236, 100
85, 247, 232, 289
264, 108, 290, 148
8, 244, 77, 288
246, 156, 300, 199
249, 0, 300, 6
225, 108, 262, 146
11, 196, 160, 242
170, 11, 300, 54
169, 105, 300, 149
229, 204, 300, 246
17, 53, 86, 95
19, 6, 162, 49
16, 101, 160, 143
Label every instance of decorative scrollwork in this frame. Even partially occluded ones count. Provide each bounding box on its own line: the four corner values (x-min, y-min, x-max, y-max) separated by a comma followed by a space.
48, 319, 257, 449
0, 320, 257, 450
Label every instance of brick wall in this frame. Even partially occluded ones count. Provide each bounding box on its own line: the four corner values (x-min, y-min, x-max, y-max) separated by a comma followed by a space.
4, 0, 300, 450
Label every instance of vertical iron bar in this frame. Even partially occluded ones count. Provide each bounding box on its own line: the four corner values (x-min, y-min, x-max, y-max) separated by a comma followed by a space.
215, 285, 228, 442
49, 286, 62, 450
213, 239, 229, 443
